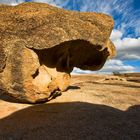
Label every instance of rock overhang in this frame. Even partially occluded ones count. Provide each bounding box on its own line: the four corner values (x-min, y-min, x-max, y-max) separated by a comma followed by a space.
0, 2, 116, 103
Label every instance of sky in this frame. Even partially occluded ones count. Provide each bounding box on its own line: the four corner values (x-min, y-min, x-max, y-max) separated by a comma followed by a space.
0, 0, 140, 74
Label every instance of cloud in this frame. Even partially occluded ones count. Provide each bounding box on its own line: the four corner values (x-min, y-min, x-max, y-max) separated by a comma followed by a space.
99, 59, 135, 73
72, 59, 135, 74
0, 0, 68, 8
110, 29, 123, 41
72, 68, 94, 75
0, 0, 24, 5
32, 0, 68, 8
72, 59, 136, 74
111, 30, 140, 60
32, 0, 57, 6
0, 0, 56, 6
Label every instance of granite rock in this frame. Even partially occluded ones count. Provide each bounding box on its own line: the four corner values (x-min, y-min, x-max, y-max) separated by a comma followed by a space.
0, 2, 116, 103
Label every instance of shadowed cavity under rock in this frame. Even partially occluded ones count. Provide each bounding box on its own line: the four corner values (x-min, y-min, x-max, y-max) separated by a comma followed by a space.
0, 40, 110, 103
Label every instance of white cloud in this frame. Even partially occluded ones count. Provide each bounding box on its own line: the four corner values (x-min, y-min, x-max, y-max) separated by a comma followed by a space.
0, 0, 58, 6
72, 59, 136, 74
118, 38, 140, 49
0, 0, 24, 5
32, 0, 57, 6
99, 59, 135, 73
120, 54, 140, 60
110, 29, 123, 41
111, 30, 140, 60
72, 68, 95, 75
32, 0, 68, 7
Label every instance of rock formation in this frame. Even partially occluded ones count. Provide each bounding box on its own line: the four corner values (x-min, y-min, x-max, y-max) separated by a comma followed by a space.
0, 2, 116, 103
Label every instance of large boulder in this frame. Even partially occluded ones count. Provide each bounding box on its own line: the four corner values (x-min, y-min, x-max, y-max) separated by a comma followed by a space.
0, 2, 116, 103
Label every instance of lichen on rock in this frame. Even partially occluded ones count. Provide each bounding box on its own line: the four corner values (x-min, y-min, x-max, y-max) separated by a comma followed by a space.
0, 2, 116, 103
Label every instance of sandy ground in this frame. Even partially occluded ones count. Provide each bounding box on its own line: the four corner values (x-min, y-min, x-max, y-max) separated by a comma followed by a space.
0, 74, 140, 140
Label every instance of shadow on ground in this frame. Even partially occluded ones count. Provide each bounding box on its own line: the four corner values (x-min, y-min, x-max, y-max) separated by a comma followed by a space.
0, 102, 140, 140
0, 92, 21, 103
67, 85, 81, 90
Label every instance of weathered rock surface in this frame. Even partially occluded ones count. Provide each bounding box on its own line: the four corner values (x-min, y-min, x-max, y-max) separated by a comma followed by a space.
0, 2, 116, 103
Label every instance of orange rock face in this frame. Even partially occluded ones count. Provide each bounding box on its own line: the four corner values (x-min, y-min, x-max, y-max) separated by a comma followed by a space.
0, 2, 116, 103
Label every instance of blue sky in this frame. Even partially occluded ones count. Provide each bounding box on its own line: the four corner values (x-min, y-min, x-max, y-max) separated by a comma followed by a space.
0, 0, 140, 74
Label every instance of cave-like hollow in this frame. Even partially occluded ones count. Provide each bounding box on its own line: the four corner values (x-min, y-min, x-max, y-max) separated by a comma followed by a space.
0, 40, 110, 103
33, 39, 109, 75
